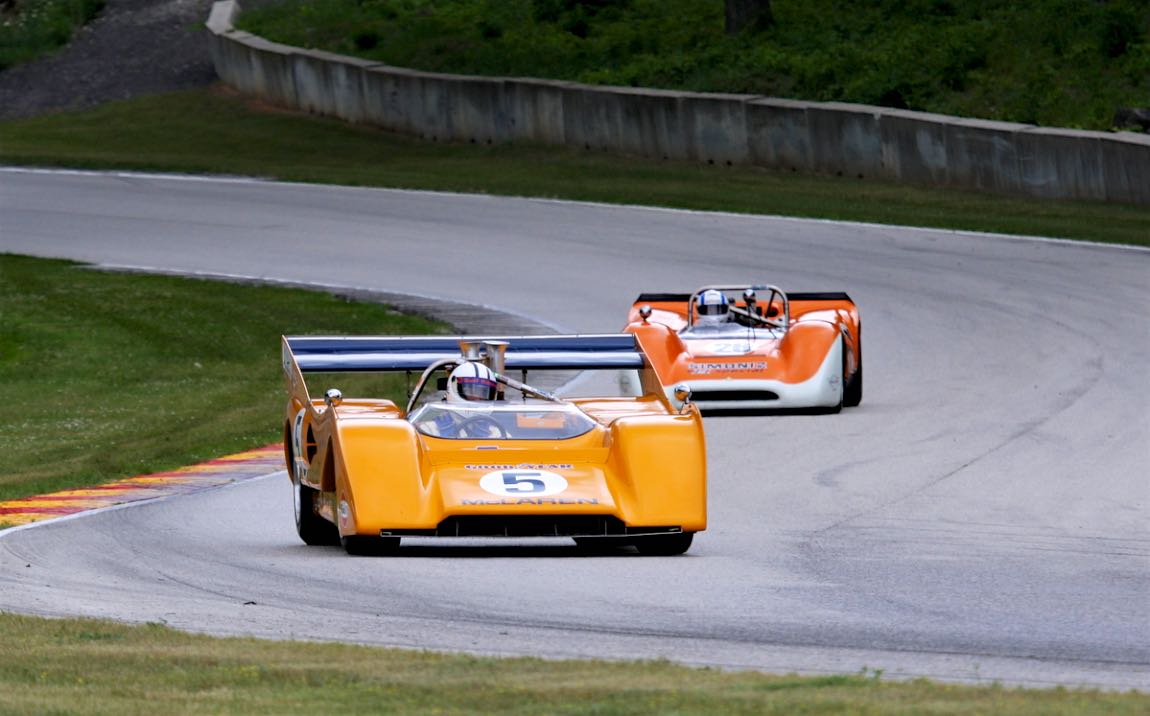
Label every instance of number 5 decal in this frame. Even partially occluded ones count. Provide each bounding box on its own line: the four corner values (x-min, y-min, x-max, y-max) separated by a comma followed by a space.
480, 469, 568, 497
501, 472, 546, 493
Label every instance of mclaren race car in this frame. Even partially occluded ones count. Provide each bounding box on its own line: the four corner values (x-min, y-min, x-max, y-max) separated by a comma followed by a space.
622, 285, 862, 413
282, 334, 706, 556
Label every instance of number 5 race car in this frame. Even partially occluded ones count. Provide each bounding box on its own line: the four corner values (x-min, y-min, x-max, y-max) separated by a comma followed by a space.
622, 285, 862, 413
282, 334, 706, 556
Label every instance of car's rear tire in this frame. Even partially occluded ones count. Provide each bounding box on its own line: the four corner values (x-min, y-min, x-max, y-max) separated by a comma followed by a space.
843, 360, 863, 408
843, 323, 863, 408
633, 532, 694, 556
294, 469, 339, 546
341, 535, 401, 556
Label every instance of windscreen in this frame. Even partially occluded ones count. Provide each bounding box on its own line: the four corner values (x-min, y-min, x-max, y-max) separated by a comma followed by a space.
409, 403, 597, 440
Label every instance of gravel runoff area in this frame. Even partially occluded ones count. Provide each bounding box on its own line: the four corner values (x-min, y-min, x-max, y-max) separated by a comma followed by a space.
0, 0, 218, 120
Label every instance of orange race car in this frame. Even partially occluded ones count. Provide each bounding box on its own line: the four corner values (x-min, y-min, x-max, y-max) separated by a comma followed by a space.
282, 334, 706, 556
622, 285, 862, 413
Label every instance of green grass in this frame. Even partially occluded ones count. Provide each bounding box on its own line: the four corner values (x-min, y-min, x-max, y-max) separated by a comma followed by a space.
2, 88, 1147, 247
0, 0, 105, 70
0, 254, 447, 503
0, 612, 1144, 714
237, 0, 1150, 131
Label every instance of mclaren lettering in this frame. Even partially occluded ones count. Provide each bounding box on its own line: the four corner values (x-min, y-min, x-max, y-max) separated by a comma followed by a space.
461, 498, 600, 506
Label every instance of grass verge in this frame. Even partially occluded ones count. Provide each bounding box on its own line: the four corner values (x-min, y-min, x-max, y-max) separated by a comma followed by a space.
1, 87, 1147, 248
0, 612, 1145, 714
0, 254, 447, 504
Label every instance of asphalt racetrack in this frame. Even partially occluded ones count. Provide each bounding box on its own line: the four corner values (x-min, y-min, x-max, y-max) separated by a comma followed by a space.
1, 168, 1147, 689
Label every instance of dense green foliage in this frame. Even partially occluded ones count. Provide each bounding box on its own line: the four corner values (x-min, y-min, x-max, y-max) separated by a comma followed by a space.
2, 89, 1147, 246
0, 0, 104, 69
1, 612, 1146, 714
237, 0, 1150, 130
0, 254, 445, 502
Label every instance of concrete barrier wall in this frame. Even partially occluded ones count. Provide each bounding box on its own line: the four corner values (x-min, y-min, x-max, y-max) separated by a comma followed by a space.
206, 1, 1149, 205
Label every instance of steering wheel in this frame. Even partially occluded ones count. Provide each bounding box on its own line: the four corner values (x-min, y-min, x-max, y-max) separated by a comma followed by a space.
456, 415, 509, 439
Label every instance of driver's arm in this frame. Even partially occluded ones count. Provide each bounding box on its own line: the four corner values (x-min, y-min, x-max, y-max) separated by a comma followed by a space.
419, 409, 458, 437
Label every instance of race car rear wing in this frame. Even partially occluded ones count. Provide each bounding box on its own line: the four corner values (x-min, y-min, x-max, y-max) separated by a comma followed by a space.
634, 291, 853, 303
631, 289, 855, 328
282, 334, 662, 415
283, 334, 645, 373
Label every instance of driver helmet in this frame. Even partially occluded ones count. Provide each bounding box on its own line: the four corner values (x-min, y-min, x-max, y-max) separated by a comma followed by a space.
446, 362, 499, 403
696, 289, 730, 326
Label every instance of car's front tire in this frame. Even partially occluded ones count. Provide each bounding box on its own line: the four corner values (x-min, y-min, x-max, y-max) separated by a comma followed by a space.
633, 532, 694, 556
294, 469, 339, 546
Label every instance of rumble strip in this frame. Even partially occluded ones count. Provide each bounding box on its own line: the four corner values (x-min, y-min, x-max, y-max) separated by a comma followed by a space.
0, 445, 283, 527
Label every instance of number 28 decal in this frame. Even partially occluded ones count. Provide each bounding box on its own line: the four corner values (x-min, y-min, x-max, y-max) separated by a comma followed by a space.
708, 340, 752, 355
479, 470, 568, 497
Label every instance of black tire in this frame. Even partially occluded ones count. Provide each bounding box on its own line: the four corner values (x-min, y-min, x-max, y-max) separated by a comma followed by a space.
843, 322, 863, 408
294, 469, 339, 546
341, 535, 401, 556
633, 532, 694, 556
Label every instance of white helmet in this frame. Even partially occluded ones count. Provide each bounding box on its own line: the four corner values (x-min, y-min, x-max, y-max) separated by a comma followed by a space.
695, 289, 729, 326
446, 362, 499, 403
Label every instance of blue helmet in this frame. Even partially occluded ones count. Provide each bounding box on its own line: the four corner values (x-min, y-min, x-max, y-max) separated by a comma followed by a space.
696, 289, 729, 324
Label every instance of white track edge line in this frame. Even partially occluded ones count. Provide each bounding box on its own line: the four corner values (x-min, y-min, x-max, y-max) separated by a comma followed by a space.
89, 263, 576, 334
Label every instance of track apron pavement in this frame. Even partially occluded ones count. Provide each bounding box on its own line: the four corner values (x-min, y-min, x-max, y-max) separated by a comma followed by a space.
1, 168, 1147, 689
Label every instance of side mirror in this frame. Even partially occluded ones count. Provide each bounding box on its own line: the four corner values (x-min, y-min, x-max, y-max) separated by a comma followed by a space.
673, 384, 692, 414
324, 388, 343, 408
638, 305, 652, 323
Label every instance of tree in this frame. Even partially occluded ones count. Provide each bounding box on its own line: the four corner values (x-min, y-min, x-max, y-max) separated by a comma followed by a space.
725, 0, 773, 35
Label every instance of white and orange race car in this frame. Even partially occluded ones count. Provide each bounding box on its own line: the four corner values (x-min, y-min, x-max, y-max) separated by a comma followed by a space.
622, 285, 862, 413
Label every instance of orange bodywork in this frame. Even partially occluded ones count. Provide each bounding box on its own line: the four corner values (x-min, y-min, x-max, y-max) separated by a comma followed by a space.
281, 335, 707, 554
622, 288, 862, 412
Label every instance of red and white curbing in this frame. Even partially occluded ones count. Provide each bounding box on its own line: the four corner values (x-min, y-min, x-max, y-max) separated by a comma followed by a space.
0, 445, 283, 527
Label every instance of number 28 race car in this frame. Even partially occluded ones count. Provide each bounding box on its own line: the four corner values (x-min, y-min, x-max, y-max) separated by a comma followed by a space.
282, 334, 706, 556
622, 285, 862, 413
